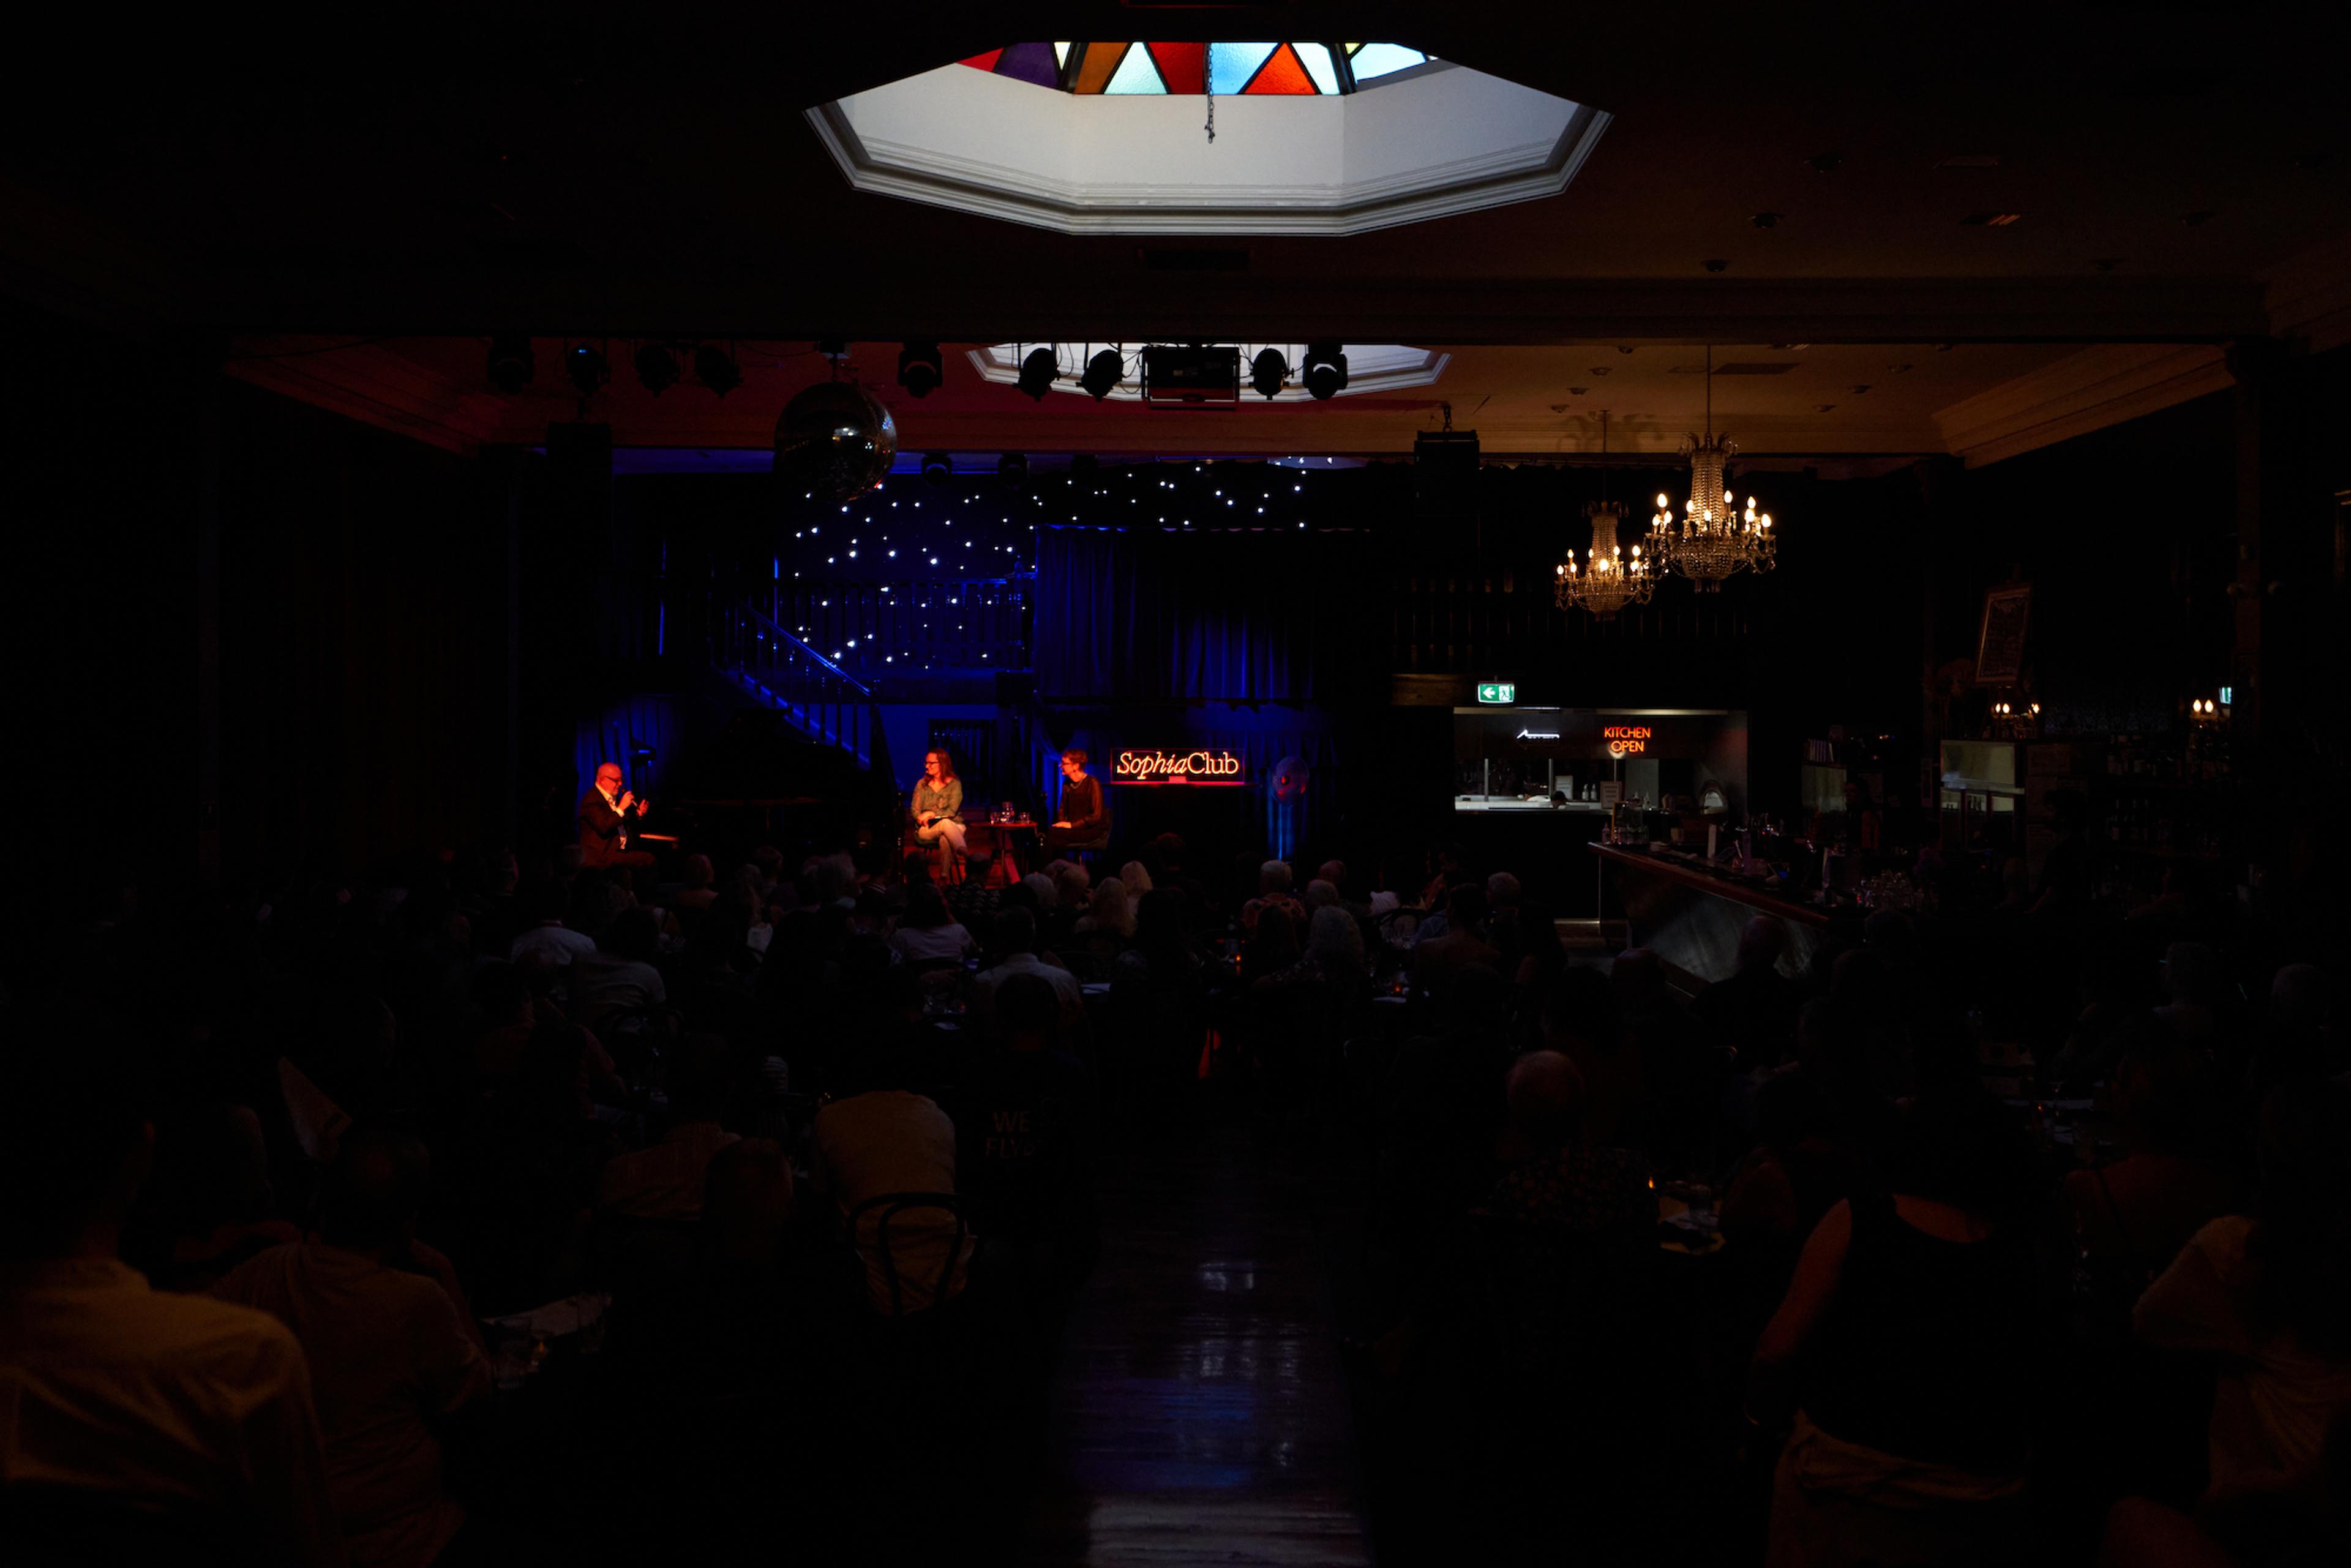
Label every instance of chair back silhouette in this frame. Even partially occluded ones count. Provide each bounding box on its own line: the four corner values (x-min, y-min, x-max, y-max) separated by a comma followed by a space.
845, 1189, 972, 1319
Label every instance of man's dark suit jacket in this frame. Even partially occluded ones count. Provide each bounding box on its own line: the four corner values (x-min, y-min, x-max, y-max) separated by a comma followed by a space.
577, 790, 642, 868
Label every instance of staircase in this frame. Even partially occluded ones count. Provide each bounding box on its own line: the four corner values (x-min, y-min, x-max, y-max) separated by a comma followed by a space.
714, 599, 891, 778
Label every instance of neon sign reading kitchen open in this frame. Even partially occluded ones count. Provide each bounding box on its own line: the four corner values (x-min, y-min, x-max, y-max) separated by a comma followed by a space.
1114, 748, 1248, 786
1605, 724, 1652, 757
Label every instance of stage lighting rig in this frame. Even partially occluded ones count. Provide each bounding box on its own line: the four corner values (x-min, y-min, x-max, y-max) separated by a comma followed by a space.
1079, 348, 1124, 400
564, 341, 610, 399
486, 334, 534, 394
897, 340, 944, 399
694, 342, 741, 397
1016, 347, 1059, 400
1302, 342, 1349, 400
633, 342, 680, 396
1249, 347, 1289, 400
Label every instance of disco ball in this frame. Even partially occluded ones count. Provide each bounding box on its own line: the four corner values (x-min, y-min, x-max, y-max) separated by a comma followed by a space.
773, 382, 896, 501
1271, 755, 1311, 803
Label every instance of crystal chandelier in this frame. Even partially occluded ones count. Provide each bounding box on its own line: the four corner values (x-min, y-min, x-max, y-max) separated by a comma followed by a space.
1555, 411, 1655, 620
1648, 347, 1777, 591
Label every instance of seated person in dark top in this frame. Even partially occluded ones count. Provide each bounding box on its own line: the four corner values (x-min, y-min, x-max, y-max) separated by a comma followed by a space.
1412, 882, 1502, 985
951, 974, 1100, 1288
1043, 748, 1109, 855
1749, 1024, 2045, 1564
1485, 1049, 1654, 1244
1694, 915, 1801, 1073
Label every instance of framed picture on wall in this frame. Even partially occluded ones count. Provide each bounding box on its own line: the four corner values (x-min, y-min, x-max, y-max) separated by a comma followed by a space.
1974, 583, 2032, 686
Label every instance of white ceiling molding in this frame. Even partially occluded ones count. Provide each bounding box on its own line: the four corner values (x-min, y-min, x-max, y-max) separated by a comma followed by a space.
806, 61, 1608, 236
966, 342, 1448, 401
1933, 343, 2235, 468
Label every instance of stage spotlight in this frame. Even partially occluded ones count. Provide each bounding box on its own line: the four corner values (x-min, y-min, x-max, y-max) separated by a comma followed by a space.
898, 340, 944, 399
1079, 348, 1123, 400
564, 342, 610, 399
921, 451, 954, 484
693, 342, 741, 397
486, 334, 534, 393
1302, 341, 1349, 400
1071, 452, 1101, 476
633, 342, 680, 396
1249, 348, 1289, 400
999, 451, 1029, 483
1016, 347, 1059, 400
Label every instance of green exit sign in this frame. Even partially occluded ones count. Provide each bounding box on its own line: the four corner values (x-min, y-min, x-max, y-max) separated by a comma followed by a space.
1477, 682, 1516, 704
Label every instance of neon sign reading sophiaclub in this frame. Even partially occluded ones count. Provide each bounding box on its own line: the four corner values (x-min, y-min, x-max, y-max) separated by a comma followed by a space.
1114, 748, 1248, 786
1605, 724, 1652, 757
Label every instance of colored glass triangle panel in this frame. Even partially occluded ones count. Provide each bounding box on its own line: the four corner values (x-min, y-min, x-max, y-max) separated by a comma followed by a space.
1209, 42, 1277, 96
1104, 44, 1166, 94
994, 41, 1060, 88
1294, 42, 1341, 95
1053, 42, 1070, 69
1072, 42, 1130, 94
959, 50, 1003, 73
1245, 43, 1315, 94
1348, 43, 1428, 82
1147, 42, 1205, 94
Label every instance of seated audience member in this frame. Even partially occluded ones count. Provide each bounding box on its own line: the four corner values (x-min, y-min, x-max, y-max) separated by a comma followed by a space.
120, 1098, 300, 1294
814, 1045, 975, 1316
1414, 883, 1502, 988
1485, 1050, 1654, 1245
2158, 939, 2229, 1049
1259, 905, 1370, 1001
2065, 1022, 2238, 1320
888, 883, 977, 966
972, 908, 1085, 1030
1749, 1042, 2043, 1566
670, 853, 719, 912
1118, 860, 1154, 900
1242, 859, 1306, 939
2134, 1080, 2351, 1527
1, 1045, 342, 1566
508, 881, 594, 967
1694, 917, 1801, 1073
1415, 842, 1468, 912
596, 1035, 740, 1221
1072, 878, 1136, 944
1511, 904, 1567, 998
1615, 947, 1727, 1176
1049, 859, 1092, 917
572, 904, 667, 1023
1232, 895, 1295, 983
943, 852, 1002, 930
2251, 962, 2344, 1095
953, 974, 1100, 1286
1539, 966, 1642, 1152
212, 1130, 490, 1568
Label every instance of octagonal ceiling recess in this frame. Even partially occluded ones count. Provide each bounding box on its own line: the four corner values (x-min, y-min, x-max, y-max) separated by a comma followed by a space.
806, 45, 1610, 236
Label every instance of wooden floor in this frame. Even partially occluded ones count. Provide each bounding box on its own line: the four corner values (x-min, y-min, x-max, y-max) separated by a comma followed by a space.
1021, 1119, 1373, 1566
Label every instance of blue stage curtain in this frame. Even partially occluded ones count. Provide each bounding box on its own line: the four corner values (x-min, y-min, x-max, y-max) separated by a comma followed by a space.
1035, 528, 1323, 700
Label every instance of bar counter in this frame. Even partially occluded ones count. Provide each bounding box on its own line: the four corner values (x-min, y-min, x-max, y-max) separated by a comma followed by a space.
1590, 841, 1826, 986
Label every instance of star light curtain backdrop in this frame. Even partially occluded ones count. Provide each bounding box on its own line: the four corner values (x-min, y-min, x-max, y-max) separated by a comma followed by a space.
957, 42, 1432, 96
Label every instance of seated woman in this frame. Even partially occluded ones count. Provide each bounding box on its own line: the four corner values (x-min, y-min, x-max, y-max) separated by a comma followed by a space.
911, 748, 966, 875
1748, 1021, 2044, 1566
1043, 749, 1109, 857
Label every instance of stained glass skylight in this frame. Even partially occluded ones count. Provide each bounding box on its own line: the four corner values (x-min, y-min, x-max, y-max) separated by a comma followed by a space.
957, 41, 1432, 96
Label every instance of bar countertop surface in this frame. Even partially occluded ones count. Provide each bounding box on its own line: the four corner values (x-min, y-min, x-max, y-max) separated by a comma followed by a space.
1588, 841, 1833, 929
